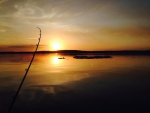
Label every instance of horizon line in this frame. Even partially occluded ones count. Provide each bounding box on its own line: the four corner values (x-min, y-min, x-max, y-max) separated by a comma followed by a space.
0, 49, 150, 52
0, 49, 150, 56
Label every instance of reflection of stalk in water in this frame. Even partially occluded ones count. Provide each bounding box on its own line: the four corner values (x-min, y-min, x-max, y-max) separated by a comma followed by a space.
7, 27, 42, 113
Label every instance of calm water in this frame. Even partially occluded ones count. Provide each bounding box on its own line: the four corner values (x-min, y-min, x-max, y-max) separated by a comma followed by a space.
0, 54, 150, 112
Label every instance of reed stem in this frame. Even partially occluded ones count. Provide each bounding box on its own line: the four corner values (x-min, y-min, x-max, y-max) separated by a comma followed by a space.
7, 27, 42, 113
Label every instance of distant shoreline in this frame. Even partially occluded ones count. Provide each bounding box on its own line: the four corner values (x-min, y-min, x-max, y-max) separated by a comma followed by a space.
0, 50, 150, 55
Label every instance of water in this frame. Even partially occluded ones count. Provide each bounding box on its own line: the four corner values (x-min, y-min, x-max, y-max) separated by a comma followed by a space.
0, 54, 150, 112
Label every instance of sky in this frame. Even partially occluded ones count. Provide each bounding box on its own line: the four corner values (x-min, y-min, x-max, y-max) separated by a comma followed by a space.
0, 0, 150, 51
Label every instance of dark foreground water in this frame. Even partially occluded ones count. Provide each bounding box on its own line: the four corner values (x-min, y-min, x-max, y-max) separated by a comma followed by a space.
0, 54, 150, 113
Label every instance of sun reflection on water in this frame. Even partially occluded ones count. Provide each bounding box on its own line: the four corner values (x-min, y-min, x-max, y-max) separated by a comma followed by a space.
52, 56, 60, 65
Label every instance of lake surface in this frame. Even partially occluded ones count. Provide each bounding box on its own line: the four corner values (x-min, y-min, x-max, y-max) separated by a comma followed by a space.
0, 54, 150, 112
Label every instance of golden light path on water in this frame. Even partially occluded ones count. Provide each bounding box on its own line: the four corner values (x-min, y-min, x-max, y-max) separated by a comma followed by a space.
27, 54, 148, 89
51, 55, 60, 65
1, 54, 150, 92
26, 54, 91, 88
0, 54, 150, 112
0, 54, 150, 96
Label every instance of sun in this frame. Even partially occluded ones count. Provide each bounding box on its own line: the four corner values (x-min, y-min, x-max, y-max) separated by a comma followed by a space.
52, 42, 61, 50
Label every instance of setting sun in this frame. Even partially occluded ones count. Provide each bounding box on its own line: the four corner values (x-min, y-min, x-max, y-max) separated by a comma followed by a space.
51, 42, 61, 50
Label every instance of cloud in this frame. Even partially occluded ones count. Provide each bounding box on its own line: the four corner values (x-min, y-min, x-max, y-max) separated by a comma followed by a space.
109, 0, 150, 21
8, 45, 46, 48
0, 44, 47, 52
0, 29, 6, 32
1, 0, 149, 30
0, 0, 8, 5
92, 26, 150, 39
0, 0, 150, 51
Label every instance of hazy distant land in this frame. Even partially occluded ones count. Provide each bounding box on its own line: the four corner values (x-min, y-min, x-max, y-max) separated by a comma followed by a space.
0, 50, 150, 55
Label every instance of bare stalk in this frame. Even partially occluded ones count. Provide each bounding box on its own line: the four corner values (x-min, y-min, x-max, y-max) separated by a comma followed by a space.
7, 27, 42, 113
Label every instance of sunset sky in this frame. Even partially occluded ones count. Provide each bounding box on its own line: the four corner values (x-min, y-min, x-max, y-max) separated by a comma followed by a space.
0, 0, 150, 51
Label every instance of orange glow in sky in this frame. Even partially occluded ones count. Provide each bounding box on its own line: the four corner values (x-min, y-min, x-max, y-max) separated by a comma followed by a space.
0, 0, 150, 51
51, 42, 61, 50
